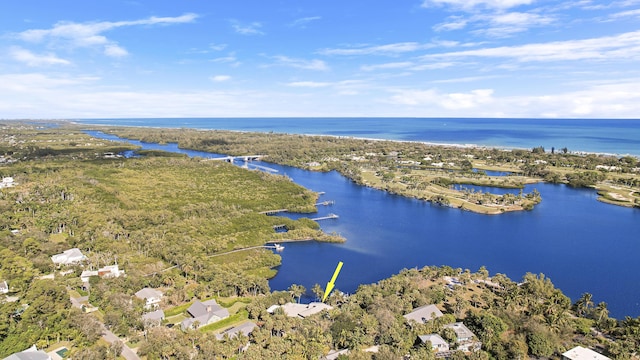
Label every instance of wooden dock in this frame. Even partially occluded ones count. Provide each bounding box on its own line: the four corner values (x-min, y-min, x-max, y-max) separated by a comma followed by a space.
260, 209, 288, 215
311, 213, 339, 221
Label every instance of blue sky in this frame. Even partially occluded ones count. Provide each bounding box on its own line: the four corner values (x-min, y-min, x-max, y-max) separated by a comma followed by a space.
1, 0, 639, 118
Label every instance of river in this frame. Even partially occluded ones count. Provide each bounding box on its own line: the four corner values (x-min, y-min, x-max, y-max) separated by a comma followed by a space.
84, 130, 640, 319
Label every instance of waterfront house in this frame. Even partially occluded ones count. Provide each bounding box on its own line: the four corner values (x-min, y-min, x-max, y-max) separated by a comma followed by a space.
403, 304, 444, 324
562, 346, 611, 360
135, 288, 163, 309
419, 334, 450, 352
181, 299, 229, 330
444, 322, 481, 352
270, 302, 333, 318
51, 248, 86, 266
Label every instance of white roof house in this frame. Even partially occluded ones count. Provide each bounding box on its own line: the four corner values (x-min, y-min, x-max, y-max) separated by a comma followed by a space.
3, 345, 52, 360
419, 334, 450, 352
279, 302, 333, 318
51, 248, 87, 266
404, 304, 444, 324
444, 322, 481, 352
135, 288, 163, 309
0, 280, 8, 294
562, 346, 611, 360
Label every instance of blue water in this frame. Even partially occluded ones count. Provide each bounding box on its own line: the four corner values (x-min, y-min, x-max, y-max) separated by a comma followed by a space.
81, 119, 640, 319
75, 118, 640, 156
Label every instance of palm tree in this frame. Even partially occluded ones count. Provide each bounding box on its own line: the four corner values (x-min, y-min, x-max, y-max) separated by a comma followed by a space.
575, 292, 594, 317
288, 284, 306, 303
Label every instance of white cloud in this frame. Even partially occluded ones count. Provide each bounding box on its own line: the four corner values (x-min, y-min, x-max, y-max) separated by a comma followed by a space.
286, 81, 331, 87
390, 88, 495, 109
270, 55, 329, 71
209, 43, 228, 51
361, 62, 414, 71
609, 8, 640, 18
320, 42, 428, 56
210, 75, 231, 82
289, 16, 321, 27
231, 21, 264, 35
9, 47, 71, 66
422, 30, 640, 62
433, 17, 469, 32
422, 0, 535, 10
104, 44, 128, 57
15, 13, 197, 57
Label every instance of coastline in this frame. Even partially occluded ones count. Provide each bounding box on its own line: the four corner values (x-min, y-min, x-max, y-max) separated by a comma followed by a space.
68, 119, 640, 158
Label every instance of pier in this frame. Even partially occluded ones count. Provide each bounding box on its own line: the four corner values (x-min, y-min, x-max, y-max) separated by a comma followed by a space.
315, 200, 335, 206
260, 209, 288, 215
311, 213, 339, 221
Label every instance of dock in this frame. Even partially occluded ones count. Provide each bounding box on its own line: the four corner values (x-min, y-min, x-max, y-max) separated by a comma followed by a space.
310, 213, 339, 221
260, 209, 288, 215
315, 200, 335, 206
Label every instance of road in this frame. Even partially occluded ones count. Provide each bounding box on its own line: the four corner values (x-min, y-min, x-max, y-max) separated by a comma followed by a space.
70, 295, 141, 360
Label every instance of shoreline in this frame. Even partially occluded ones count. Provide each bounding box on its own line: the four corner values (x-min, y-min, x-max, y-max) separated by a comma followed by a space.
67, 119, 640, 159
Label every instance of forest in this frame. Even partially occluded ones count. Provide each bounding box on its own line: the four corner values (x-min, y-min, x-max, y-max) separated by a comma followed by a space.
0, 121, 639, 359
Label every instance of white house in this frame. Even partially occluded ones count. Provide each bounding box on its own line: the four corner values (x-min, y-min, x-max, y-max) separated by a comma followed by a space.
419, 334, 450, 352
404, 304, 444, 324
135, 288, 163, 309
444, 322, 481, 352
0, 177, 15, 189
51, 248, 87, 266
270, 302, 333, 318
562, 346, 611, 360
0, 280, 8, 294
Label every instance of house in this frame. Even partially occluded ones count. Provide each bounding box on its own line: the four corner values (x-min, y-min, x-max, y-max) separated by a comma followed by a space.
404, 304, 443, 324
419, 334, 449, 352
81, 264, 125, 283
562, 346, 611, 360
215, 321, 257, 340
0, 280, 8, 294
135, 288, 163, 309
271, 302, 333, 318
181, 299, 229, 330
51, 248, 86, 266
3, 345, 52, 360
444, 322, 481, 352
142, 309, 165, 327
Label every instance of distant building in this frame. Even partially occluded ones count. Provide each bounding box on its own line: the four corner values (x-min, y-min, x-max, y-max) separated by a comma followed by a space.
51, 248, 86, 266
135, 288, 163, 309
0, 177, 15, 189
181, 299, 229, 330
3, 345, 52, 360
0, 280, 8, 294
562, 346, 611, 360
404, 304, 444, 324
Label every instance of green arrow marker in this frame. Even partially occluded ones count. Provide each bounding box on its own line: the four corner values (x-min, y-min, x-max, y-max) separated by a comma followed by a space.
322, 261, 343, 302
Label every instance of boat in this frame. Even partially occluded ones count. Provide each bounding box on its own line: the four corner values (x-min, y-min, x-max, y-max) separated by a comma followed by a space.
274, 243, 285, 252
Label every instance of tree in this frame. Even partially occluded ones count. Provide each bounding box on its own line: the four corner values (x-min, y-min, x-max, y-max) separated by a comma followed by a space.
575, 292, 594, 317
311, 283, 324, 302
288, 284, 306, 304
